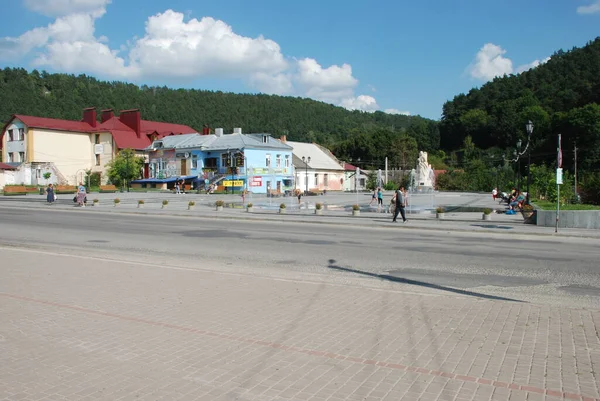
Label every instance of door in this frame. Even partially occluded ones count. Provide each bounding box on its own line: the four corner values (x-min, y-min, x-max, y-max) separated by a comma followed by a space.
276, 181, 281, 193
181, 159, 187, 175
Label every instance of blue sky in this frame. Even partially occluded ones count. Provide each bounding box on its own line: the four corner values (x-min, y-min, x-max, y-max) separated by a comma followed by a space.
1, 0, 599, 120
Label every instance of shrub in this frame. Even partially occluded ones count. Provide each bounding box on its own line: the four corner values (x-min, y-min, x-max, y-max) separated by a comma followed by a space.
383, 181, 397, 191
279, 203, 286, 209
436, 206, 445, 213
215, 200, 224, 207
138, 199, 145, 204
93, 199, 99, 203
113, 198, 120, 204
188, 201, 195, 206
43, 172, 52, 180
247, 202, 253, 208
162, 200, 169, 205
483, 208, 491, 215
352, 204, 360, 211
315, 203, 323, 210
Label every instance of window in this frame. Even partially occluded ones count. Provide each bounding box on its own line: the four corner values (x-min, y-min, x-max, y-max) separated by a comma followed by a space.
8, 152, 14, 162
221, 153, 232, 167
18, 128, 24, 141
7, 129, 13, 141
95, 134, 100, 144
262, 135, 269, 143
285, 155, 290, 168
191, 155, 198, 169
204, 158, 218, 169
19, 152, 25, 162
276, 155, 281, 168
324, 174, 328, 187
314, 173, 319, 186
265, 154, 271, 167
95, 154, 101, 166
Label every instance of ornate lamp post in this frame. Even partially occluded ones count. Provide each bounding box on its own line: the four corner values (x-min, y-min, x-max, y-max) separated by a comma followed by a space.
525, 120, 534, 204
301, 156, 311, 194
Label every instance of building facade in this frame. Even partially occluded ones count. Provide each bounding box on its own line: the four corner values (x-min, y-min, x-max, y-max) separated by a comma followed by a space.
288, 141, 346, 193
0, 108, 197, 186
136, 129, 295, 194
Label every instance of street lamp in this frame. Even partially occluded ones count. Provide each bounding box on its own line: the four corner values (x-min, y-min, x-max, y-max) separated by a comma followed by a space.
525, 120, 534, 204
301, 156, 311, 194
516, 139, 522, 192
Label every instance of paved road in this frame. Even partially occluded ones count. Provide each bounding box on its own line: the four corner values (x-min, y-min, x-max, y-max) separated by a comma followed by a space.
2, 208, 600, 401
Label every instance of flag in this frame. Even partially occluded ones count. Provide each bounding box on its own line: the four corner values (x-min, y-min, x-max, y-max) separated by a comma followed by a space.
557, 134, 562, 168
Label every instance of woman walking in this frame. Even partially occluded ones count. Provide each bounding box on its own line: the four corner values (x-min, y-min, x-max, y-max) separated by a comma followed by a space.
76, 182, 86, 207
46, 183, 55, 205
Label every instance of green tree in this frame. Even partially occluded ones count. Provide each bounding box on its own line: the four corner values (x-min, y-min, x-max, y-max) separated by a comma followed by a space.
105, 149, 144, 188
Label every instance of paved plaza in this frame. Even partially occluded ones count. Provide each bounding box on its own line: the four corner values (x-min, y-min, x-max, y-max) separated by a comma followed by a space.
1, 193, 599, 401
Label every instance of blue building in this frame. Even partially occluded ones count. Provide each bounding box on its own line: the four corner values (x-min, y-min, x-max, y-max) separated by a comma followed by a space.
136, 129, 295, 194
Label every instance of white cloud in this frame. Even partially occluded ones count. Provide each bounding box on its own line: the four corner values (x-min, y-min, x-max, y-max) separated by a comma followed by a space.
515, 57, 551, 74
468, 43, 513, 81
5, 2, 390, 113
128, 10, 288, 79
340, 95, 379, 112
23, 0, 110, 17
384, 109, 410, 116
577, 0, 600, 14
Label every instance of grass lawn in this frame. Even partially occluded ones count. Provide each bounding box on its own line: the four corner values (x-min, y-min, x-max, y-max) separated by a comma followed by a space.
533, 200, 600, 210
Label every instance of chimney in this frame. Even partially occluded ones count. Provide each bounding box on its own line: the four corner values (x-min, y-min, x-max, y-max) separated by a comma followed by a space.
119, 109, 141, 138
101, 109, 114, 123
280, 135, 287, 143
215, 128, 223, 137
202, 124, 210, 135
82, 107, 97, 128
233, 127, 242, 134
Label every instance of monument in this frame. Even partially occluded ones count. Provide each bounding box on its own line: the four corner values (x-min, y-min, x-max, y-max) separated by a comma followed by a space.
416, 151, 435, 190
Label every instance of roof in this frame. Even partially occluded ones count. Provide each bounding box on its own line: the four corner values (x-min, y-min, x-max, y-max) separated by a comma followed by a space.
342, 162, 357, 171
0, 162, 16, 170
12, 114, 92, 132
140, 120, 197, 136
147, 132, 292, 152
287, 141, 344, 171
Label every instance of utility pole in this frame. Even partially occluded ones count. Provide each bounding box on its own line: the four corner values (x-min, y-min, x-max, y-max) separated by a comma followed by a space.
574, 141, 578, 201
385, 157, 388, 185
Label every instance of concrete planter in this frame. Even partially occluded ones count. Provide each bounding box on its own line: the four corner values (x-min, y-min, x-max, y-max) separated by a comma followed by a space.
352, 210, 360, 216
436, 212, 444, 219
188, 205, 195, 211
279, 208, 286, 214
535, 209, 600, 229
161, 205, 167, 209
114, 203, 120, 207
216, 205, 223, 212
315, 209, 323, 215
482, 213, 491, 221
247, 207, 253, 213
138, 204, 144, 209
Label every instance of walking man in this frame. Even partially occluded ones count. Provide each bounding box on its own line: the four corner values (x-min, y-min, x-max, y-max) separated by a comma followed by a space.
392, 185, 407, 223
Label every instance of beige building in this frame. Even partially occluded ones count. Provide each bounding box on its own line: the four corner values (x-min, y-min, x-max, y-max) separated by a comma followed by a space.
1, 108, 197, 186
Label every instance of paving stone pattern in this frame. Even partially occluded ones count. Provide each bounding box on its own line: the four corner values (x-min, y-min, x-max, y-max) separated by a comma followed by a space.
1, 250, 599, 401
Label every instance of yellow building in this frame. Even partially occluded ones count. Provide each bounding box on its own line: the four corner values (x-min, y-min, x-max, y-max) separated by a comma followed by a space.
1, 108, 197, 186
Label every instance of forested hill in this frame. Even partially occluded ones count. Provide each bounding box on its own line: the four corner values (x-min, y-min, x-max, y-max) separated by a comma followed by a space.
0, 67, 440, 165
440, 37, 600, 171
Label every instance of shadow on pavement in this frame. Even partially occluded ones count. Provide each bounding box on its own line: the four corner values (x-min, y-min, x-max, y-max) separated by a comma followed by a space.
326, 259, 523, 303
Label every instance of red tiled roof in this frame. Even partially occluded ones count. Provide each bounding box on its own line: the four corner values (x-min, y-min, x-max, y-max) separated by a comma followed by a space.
0, 162, 16, 170
3, 113, 198, 151
13, 114, 92, 132
343, 162, 357, 171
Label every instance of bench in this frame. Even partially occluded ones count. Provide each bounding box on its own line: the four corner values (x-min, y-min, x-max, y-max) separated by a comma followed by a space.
54, 185, 77, 194
99, 185, 118, 193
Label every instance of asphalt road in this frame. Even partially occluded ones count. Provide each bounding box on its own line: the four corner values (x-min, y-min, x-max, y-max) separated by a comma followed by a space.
1, 207, 599, 308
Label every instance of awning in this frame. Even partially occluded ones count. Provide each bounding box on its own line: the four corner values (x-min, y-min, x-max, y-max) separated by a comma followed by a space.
131, 175, 198, 184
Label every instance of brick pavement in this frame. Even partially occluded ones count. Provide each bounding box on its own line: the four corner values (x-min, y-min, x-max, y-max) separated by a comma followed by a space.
1, 248, 600, 401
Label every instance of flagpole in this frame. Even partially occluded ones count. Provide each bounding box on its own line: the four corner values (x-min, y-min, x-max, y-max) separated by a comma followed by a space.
555, 134, 561, 233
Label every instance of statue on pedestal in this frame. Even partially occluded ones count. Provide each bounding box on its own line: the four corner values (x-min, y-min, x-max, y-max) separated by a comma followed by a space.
416, 151, 434, 188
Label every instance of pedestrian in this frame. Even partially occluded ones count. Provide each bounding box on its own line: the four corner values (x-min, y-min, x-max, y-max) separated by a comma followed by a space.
175, 180, 181, 194
492, 187, 498, 201
297, 189, 302, 204
377, 187, 384, 212
76, 182, 86, 207
392, 185, 407, 223
369, 189, 377, 206
46, 183, 55, 205
241, 189, 247, 204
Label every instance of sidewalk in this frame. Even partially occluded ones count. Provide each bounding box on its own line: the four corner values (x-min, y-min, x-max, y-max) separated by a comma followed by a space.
1, 247, 599, 401
1, 194, 599, 239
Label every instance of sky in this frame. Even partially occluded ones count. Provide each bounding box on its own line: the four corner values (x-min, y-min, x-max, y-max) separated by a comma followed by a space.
0, 0, 599, 120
